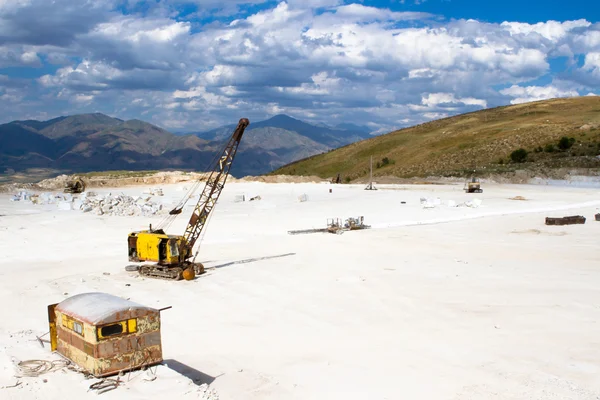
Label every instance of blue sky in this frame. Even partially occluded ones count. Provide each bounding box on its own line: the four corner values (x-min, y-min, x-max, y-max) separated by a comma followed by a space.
384, 0, 599, 24
0, 0, 598, 133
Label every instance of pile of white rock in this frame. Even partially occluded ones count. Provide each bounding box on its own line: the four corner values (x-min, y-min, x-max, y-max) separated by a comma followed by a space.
11, 191, 73, 205
10, 191, 33, 202
420, 197, 483, 209
78, 192, 167, 216
11, 190, 168, 216
143, 187, 164, 196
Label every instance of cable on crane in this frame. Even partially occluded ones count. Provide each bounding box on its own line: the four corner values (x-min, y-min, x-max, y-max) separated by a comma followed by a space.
191, 198, 217, 264
154, 142, 225, 231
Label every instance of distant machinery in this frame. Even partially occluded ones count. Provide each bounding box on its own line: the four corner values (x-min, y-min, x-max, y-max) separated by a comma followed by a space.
64, 177, 86, 194
327, 216, 370, 234
288, 216, 371, 235
464, 176, 483, 193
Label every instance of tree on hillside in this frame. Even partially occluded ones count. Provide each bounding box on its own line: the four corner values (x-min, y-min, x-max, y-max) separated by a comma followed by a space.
510, 148, 528, 163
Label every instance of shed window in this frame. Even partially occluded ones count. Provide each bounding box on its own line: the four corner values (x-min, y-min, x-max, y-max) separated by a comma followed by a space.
97, 318, 138, 340
61, 314, 83, 336
73, 321, 83, 335
100, 324, 123, 337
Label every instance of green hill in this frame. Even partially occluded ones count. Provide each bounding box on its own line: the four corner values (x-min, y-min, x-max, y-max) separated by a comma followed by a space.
271, 97, 600, 181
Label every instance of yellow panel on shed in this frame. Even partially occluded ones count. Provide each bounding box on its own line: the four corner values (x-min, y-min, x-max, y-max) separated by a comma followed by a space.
128, 318, 137, 333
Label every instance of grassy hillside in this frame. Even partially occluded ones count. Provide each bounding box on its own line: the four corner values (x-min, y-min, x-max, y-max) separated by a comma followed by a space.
39, 113, 122, 139
271, 97, 600, 181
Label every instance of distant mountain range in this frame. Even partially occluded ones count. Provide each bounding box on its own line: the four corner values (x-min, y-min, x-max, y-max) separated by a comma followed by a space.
0, 113, 373, 177
189, 114, 371, 148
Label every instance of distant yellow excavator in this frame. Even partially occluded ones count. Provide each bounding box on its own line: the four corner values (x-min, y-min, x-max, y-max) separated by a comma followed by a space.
64, 177, 86, 194
464, 176, 483, 193
127, 118, 249, 281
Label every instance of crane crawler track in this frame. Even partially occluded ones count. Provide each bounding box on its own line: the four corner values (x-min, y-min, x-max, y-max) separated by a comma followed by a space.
139, 265, 184, 281
138, 262, 205, 281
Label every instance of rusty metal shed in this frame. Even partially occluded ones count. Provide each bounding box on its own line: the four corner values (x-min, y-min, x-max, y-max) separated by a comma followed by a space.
48, 292, 163, 377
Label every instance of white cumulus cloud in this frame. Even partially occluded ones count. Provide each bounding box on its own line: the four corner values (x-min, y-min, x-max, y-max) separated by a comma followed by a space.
500, 85, 579, 104
0, 1, 599, 131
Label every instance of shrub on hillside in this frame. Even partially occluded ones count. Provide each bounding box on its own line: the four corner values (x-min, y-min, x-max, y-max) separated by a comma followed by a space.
558, 136, 576, 150
376, 157, 394, 169
544, 144, 555, 153
510, 148, 528, 163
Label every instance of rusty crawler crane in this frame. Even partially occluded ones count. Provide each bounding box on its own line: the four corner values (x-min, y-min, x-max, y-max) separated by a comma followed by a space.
127, 118, 249, 281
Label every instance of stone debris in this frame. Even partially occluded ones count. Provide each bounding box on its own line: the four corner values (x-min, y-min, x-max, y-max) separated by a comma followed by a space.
10, 190, 167, 217
420, 197, 442, 208
80, 193, 166, 216
197, 383, 219, 400
463, 198, 483, 208
420, 197, 482, 209
10, 191, 32, 201
143, 188, 164, 196
30, 192, 73, 205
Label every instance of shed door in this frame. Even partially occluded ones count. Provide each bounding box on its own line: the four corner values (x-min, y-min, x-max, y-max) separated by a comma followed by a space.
47, 304, 58, 352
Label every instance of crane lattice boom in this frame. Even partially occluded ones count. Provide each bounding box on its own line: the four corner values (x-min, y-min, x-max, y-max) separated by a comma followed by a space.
182, 118, 249, 255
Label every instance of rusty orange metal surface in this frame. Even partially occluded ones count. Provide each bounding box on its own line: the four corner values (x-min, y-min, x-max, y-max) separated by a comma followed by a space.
48, 292, 163, 377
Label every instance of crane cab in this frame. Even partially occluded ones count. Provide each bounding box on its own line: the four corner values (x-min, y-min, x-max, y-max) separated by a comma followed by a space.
128, 230, 189, 265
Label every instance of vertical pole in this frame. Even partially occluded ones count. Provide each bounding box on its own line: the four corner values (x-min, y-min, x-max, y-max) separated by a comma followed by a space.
369, 156, 373, 188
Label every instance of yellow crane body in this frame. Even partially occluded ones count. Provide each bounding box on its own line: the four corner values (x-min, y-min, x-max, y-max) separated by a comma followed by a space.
128, 231, 189, 265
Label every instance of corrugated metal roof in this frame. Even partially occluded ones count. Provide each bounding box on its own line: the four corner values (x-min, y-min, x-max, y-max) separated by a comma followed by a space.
56, 292, 157, 325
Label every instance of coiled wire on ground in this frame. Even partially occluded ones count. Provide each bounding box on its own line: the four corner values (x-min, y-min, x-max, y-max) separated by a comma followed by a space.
15, 359, 71, 377
15, 359, 123, 394
89, 378, 121, 394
